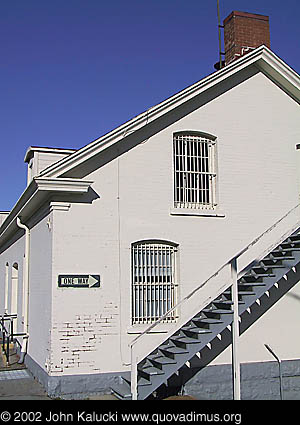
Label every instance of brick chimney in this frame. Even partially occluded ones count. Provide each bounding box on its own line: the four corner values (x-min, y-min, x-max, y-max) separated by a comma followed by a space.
223, 11, 270, 65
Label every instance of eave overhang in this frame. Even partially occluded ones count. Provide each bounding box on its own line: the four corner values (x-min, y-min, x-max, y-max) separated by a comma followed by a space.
0, 177, 93, 247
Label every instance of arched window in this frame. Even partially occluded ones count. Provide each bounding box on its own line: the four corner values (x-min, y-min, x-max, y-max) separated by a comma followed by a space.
173, 131, 217, 210
11, 263, 18, 315
132, 241, 178, 325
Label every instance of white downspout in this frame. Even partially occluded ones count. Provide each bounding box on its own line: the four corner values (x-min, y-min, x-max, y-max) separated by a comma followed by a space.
16, 217, 30, 362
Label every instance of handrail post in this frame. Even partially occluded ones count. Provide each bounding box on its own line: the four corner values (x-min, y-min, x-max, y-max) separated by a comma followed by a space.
6, 333, 9, 365
131, 343, 138, 400
1, 317, 4, 353
10, 317, 14, 343
231, 258, 241, 400
264, 344, 283, 400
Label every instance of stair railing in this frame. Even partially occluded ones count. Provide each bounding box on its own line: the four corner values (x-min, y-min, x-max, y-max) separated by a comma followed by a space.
130, 203, 300, 399
1, 314, 17, 364
0, 314, 28, 365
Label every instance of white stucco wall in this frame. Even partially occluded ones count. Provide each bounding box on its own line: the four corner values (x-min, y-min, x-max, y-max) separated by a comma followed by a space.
28, 212, 53, 371
46, 70, 300, 376
0, 212, 52, 372
0, 236, 25, 330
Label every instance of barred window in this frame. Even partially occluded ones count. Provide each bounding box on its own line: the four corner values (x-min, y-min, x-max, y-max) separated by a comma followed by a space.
173, 132, 217, 209
132, 241, 178, 325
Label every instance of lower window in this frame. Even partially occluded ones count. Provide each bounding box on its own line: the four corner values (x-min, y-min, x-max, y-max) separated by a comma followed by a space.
132, 241, 178, 325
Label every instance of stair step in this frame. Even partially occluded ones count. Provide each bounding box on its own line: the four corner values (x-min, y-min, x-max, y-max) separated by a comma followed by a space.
203, 308, 233, 314
203, 308, 232, 314
148, 355, 177, 366
280, 240, 300, 245
240, 274, 263, 280
139, 366, 165, 376
265, 255, 294, 260
259, 263, 285, 268
171, 336, 200, 344
249, 272, 275, 277
287, 235, 300, 242
238, 282, 266, 287
181, 326, 212, 334
214, 299, 233, 305
159, 345, 188, 355
111, 383, 131, 400
273, 247, 300, 253
138, 377, 153, 387
192, 317, 223, 324
214, 299, 245, 306
223, 290, 255, 296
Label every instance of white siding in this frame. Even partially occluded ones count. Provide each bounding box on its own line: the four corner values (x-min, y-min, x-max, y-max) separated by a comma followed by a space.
46, 71, 300, 374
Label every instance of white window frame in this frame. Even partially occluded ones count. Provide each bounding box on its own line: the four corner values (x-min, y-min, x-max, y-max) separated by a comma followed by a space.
131, 241, 178, 325
11, 262, 19, 315
173, 132, 218, 211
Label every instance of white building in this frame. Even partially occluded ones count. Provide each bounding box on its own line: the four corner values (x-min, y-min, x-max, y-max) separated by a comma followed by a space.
1, 11, 300, 399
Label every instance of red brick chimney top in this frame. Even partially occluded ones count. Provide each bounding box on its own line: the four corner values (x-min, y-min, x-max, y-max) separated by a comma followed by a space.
223, 10, 269, 25
223, 11, 270, 65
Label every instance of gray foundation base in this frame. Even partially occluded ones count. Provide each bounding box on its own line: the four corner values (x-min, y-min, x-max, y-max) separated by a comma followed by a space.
24, 354, 129, 399
23, 352, 300, 399
185, 359, 300, 400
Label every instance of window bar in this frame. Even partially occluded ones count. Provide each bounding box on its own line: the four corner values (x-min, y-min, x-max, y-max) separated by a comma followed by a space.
145, 245, 148, 324
184, 139, 187, 206
174, 140, 177, 207
159, 245, 161, 320
164, 246, 167, 318
196, 139, 200, 206
210, 143, 215, 208
205, 141, 208, 206
166, 246, 169, 321
194, 140, 196, 206
140, 245, 143, 323
133, 248, 135, 323
136, 246, 139, 324
200, 139, 203, 207
137, 246, 140, 324
208, 143, 211, 208
133, 247, 136, 324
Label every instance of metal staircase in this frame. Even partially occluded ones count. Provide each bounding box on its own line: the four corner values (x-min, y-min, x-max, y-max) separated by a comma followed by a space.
111, 228, 300, 400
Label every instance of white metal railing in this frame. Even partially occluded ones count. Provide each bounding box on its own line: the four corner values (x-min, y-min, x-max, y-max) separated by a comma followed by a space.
130, 203, 300, 399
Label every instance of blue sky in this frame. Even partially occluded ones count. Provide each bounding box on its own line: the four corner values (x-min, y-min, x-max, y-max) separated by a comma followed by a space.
1, 0, 299, 211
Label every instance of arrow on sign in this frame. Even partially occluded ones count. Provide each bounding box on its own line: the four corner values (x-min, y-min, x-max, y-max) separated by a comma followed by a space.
87, 275, 99, 288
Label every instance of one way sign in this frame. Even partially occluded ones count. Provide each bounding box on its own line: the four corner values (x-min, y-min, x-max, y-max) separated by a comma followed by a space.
58, 275, 100, 288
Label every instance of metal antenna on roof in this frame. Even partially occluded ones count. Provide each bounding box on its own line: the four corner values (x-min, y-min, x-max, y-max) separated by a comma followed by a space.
217, 0, 225, 69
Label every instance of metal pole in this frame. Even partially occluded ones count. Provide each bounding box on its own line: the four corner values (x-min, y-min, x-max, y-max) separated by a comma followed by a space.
231, 258, 241, 400
1, 317, 4, 353
6, 333, 9, 365
131, 344, 138, 400
264, 344, 283, 400
10, 318, 14, 343
217, 0, 223, 69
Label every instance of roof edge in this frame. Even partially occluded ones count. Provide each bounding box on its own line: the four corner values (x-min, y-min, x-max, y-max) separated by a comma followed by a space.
40, 45, 294, 179
0, 178, 93, 247
24, 146, 77, 163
